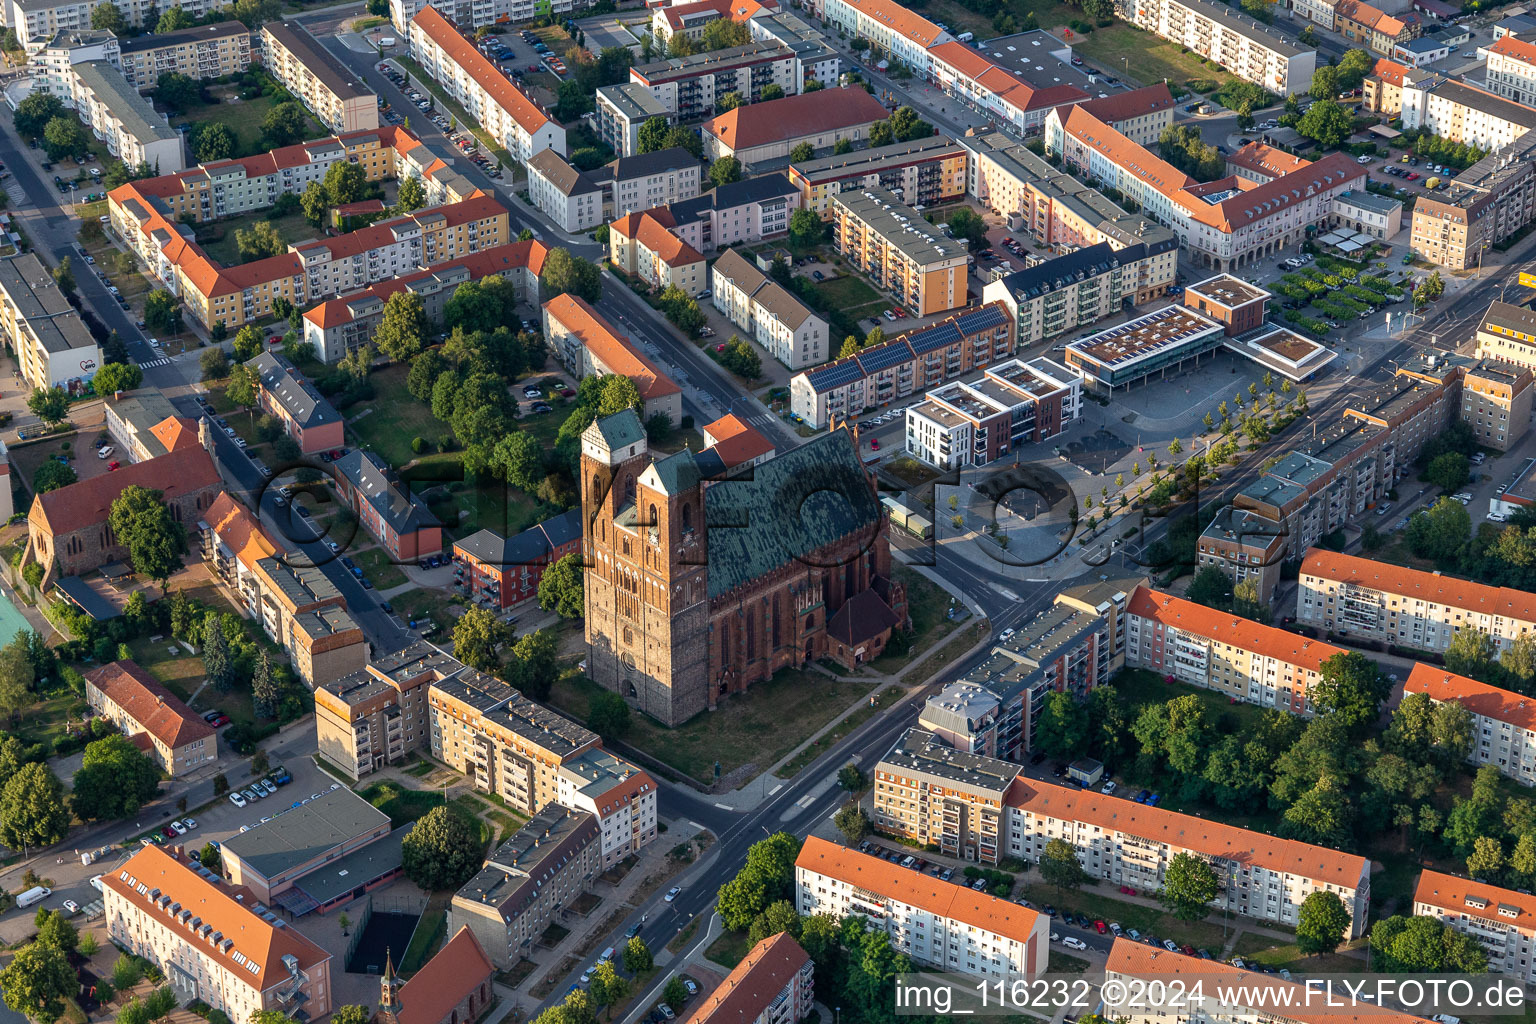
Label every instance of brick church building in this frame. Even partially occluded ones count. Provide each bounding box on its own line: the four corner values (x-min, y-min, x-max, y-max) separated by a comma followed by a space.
581, 409, 906, 727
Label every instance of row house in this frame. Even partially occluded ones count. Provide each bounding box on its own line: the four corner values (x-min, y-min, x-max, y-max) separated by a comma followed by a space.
790, 301, 1016, 429
1335, 0, 1421, 56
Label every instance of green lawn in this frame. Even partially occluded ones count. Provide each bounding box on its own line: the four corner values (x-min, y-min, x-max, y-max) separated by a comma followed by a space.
773, 685, 901, 779
1113, 667, 1271, 735
1068, 23, 1240, 94
179, 92, 325, 159
704, 931, 751, 970
126, 635, 259, 727
1231, 935, 1367, 974
352, 547, 409, 589
194, 209, 317, 266
868, 566, 958, 674
400, 896, 449, 974
548, 667, 880, 785
814, 275, 882, 309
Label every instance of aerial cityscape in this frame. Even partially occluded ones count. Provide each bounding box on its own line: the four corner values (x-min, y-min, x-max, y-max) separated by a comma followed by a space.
0, 0, 1530, 1020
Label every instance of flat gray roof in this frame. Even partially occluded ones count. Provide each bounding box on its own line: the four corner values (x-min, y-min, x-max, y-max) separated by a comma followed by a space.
292, 825, 407, 905
832, 185, 966, 265
220, 786, 390, 882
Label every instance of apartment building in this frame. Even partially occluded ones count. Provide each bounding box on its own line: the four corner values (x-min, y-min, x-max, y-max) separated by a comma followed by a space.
950, 603, 1112, 759
118, 22, 251, 91
795, 836, 1047, 979
253, 555, 368, 688
302, 241, 548, 364
248, 352, 343, 455
746, 10, 838, 93
332, 450, 442, 560
388, 0, 582, 34
451, 510, 582, 611
429, 668, 656, 867
527, 147, 701, 235
1411, 130, 1536, 269
114, 186, 509, 329
1125, 586, 1346, 715
1227, 141, 1315, 184
10, 0, 219, 49
1364, 56, 1411, 113
702, 87, 890, 165
1335, 0, 1420, 55
1486, 34, 1536, 106
832, 186, 967, 317
1197, 505, 1290, 598
1113, 0, 1316, 94
1298, 548, 1536, 652
648, 0, 776, 45
67, 61, 184, 173
608, 208, 708, 297
594, 82, 670, 157
1400, 70, 1536, 151
1414, 870, 1536, 984
1478, 300, 1536, 372
925, 40, 1089, 138
1104, 940, 1426, 1024
904, 356, 1081, 470
0, 252, 100, 394
1405, 662, 1536, 784
664, 173, 800, 252
919, 681, 1005, 756
313, 641, 449, 780
629, 42, 796, 123
84, 660, 217, 777
1048, 105, 1366, 271
1461, 358, 1535, 450
104, 389, 199, 464
408, 6, 565, 165
102, 847, 333, 1020
1013, 776, 1370, 934
788, 135, 966, 218
790, 301, 1016, 429
1074, 85, 1180, 146
261, 22, 377, 134
686, 934, 814, 1024
874, 726, 1021, 863
823, 0, 951, 78
543, 292, 683, 425
982, 240, 1177, 345
32, 28, 115, 101
448, 807, 602, 969
709, 248, 827, 369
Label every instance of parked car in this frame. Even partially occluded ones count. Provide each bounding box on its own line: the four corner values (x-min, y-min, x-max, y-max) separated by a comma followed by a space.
229, 792, 248, 808
665, 886, 681, 902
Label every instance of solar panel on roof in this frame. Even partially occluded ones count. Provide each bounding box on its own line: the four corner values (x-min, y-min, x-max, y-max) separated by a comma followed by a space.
857, 340, 917, 372
953, 305, 1007, 334
807, 360, 866, 392
906, 324, 960, 355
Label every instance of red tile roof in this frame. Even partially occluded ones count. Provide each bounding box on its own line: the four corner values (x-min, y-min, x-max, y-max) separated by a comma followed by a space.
620, 209, 706, 269
392, 926, 495, 1024
1107, 939, 1426, 1024
796, 835, 1044, 945
1373, 57, 1411, 86
84, 660, 215, 750
1336, 0, 1410, 36
205, 492, 281, 570
683, 933, 809, 1024
1076, 83, 1177, 125
1178, 151, 1364, 232
1227, 141, 1314, 180
1128, 585, 1346, 671
148, 415, 201, 454
542, 293, 682, 401
835, 0, 948, 46
702, 413, 774, 468
704, 88, 889, 152
1007, 777, 1369, 887
304, 241, 549, 330
660, 0, 777, 30
925, 44, 1093, 117
101, 846, 330, 991
1404, 662, 1536, 732
32, 447, 219, 538
1301, 548, 1536, 623
411, 6, 558, 137
1416, 869, 1536, 931
1059, 105, 1192, 195
1489, 33, 1536, 64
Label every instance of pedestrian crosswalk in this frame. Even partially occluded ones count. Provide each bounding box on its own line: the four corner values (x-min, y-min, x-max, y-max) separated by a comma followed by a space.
137, 357, 171, 369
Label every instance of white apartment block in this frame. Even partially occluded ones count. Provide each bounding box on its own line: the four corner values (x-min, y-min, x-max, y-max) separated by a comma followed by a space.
32, 29, 117, 100
795, 835, 1049, 980
389, 0, 576, 35
1405, 662, 1536, 785
903, 356, 1081, 470
409, 5, 565, 166
1399, 70, 1536, 151
67, 61, 185, 173
1104, 940, 1427, 1024
0, 252, 100, 395
10, 0, 215, 49
1297, 548, 1536, 654
260, 22, 378, 135
710, 248, 828, 369
1485, 34, 1536, 107
1124, 585, 1347, 716
102, 847, 333, 1020
555, 748, 659, 869
595, 83, 669, 158
1113, 0, 1316, 95
1006, 777, 1371, 937
117, 22, 251, 91
1415, 870, 1536, 985
823, 0, 951, 78
526, 150, 604, 234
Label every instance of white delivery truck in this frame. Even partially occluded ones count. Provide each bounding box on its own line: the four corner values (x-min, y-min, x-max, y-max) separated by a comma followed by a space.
16, 886, 51, 908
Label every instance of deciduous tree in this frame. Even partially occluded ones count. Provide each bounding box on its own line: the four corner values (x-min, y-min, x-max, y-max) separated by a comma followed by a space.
401, 805, 484, 891
1159, 852, 1218, 921
71, 733, 160, 821
537, 552, 585, 619
0, 941, 76, 1024
0, 763, 69, 851
1039, 838, 1088, 895
108, 485, 186, 588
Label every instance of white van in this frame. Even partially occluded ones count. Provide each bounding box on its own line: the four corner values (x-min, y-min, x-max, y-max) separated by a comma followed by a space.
599, 946, 615, 963
16, 886, 51, 908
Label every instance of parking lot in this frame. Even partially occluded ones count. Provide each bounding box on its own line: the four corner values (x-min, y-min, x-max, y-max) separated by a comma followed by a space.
377, 60, 505, 178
